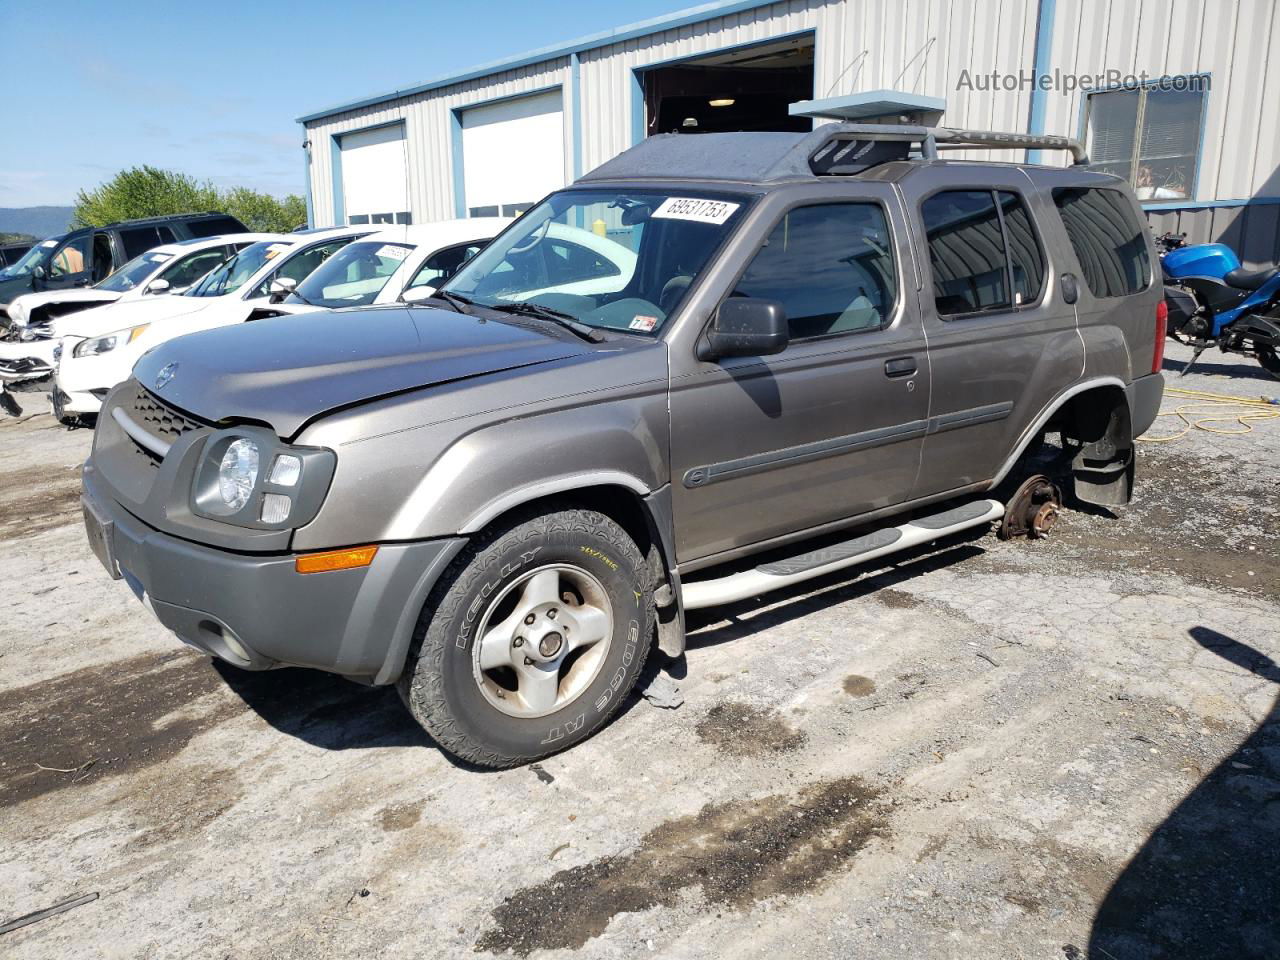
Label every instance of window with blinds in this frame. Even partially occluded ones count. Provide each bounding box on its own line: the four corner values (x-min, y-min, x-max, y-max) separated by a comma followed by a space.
1085, 80, 1206, 200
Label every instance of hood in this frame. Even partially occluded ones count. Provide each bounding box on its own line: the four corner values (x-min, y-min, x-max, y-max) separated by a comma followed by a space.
58, 294, 211, 340
133, 306, 592, 436
10, 289, 120, 327
0, 272, 35, 307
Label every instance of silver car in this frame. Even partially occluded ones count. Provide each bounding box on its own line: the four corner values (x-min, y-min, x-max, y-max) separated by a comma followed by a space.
81, 125, 1165, 767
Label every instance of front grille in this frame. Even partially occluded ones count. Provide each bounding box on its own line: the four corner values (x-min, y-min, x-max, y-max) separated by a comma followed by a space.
119, 380, 207, 470
131, 384, 203, 446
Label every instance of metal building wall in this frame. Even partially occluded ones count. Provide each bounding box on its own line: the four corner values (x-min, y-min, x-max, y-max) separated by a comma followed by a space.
578, 0, 1043, 170
304, 0, 1045, 226
1042, 0, 1280, 202
305, 58, 571, 227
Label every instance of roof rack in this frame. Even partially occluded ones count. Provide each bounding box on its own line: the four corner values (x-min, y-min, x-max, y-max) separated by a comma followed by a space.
580, 123, 1088, 185
799, 124, 1088, 177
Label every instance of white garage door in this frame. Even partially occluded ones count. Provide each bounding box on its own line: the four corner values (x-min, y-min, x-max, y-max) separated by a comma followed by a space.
461, 90, 564, 218
340, 124, 410, 225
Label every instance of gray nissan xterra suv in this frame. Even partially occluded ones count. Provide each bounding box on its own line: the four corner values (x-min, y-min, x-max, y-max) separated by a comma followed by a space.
81, 124, 1165, 767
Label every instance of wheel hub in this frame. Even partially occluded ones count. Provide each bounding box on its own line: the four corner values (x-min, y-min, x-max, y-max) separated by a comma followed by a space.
999, 474, 1063, 540
472, 564, 614, 718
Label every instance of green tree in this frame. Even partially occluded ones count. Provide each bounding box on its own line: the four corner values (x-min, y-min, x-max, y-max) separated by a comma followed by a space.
73, 166, 220, 226
73, 166, 308, 233
219, 187, 308, 232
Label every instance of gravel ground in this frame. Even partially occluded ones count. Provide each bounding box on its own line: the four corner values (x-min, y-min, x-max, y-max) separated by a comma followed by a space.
1, 342, 1277, 960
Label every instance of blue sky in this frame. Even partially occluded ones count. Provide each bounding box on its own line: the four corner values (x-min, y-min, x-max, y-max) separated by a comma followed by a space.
1, 0, 686, 207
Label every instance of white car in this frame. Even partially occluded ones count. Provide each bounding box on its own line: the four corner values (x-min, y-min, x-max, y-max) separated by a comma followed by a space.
0, 234, 275, 398
5, 233, 278, 333
273, 218, 510, 313
53, 226, 370, 419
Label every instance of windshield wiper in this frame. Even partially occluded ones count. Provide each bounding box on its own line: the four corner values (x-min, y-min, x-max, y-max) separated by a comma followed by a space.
490, 301, 605, 343
418, 289, 474, 314
289, 288, 317, 307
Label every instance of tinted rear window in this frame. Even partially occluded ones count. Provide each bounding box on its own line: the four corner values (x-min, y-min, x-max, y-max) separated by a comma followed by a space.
120, 226, 165, 259
185, 216, 247, 238
1052, 187, 1151, 298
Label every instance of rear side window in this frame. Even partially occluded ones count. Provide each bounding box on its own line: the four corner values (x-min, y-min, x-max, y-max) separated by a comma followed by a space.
734, 203, 898, 340
1052, 187, 1152, 298
120, 226, 164, 259
162, 249, 229, 290
185, 216, 246, 238
922, 190, 1046, 317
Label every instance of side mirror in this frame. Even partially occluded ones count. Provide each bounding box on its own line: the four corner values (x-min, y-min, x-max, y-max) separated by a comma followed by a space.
32, 265, 46, 281
399, 285, 435, 304
146, 278, 170, 295
698, 298, 789, 361
268, 276, 297, 303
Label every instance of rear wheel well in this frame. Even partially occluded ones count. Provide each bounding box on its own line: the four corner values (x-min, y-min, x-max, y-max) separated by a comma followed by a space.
1044, 386, 1134, 507
1046, 385, 1131, 447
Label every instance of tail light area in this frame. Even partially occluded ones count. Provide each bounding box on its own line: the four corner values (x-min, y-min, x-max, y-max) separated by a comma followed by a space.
1153, 299, 1168, 374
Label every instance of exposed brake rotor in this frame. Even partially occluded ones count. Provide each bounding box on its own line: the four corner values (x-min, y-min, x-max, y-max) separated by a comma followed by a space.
998, 474, 1062, 541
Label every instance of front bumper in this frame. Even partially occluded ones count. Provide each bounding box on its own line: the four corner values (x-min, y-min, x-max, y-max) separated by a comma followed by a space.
82, 465, 466, 683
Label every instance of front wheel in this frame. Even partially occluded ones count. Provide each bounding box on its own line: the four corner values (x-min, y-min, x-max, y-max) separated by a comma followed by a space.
398, 507, 653, 767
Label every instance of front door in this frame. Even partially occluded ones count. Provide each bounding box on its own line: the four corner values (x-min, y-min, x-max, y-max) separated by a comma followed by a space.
45, 232, 94, 290
668, 192, 929, 564
907, 169, 1083, 497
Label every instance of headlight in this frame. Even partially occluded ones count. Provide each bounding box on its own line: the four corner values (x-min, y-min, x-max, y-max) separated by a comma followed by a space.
71, 324, 149, 358
188, 428, 336, 531
218, 438, 260, 511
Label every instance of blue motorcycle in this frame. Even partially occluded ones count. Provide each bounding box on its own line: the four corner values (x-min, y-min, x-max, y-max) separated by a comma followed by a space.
1158, 232, 1280, 379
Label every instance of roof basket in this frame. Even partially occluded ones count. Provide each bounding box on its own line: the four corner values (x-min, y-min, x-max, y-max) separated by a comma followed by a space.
791, 123, 1088, 178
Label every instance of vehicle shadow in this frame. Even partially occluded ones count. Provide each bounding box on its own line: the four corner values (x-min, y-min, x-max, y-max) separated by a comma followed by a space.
213, 661, 434, 751
1087, 627, 1280, 959
1161, 355, 1279, 383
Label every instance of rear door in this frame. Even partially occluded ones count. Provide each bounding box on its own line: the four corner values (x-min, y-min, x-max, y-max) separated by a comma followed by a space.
907, 167, 1083, 496
668, 186, 930, 563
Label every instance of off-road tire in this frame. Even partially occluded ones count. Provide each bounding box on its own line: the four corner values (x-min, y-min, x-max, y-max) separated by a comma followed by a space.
398, 507, 653, 768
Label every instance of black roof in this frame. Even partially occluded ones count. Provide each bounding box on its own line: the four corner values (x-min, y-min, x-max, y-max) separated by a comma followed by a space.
101, 211, 242, 229
580, 124, 1088, 185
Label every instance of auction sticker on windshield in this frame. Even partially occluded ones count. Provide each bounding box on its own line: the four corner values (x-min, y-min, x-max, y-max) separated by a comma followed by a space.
376, 244, 410, 261
652, 197, 740, 225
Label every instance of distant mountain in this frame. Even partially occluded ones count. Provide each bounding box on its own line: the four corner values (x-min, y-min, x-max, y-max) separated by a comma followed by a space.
0, 206, 75, 239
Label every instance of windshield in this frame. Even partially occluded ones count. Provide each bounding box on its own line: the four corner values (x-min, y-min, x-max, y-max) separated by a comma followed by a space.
95, 251, 171, 292
443, 189, 749, 334
0, 238, 58, 278
290, 240, 411, 308
187, 240, 290, 298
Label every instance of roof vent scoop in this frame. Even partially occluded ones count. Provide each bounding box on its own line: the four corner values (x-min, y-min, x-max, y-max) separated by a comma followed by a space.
809, 138, 911, 176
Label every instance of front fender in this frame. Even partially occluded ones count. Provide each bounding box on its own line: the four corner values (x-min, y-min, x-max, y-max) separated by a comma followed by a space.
383, 398, 667, 541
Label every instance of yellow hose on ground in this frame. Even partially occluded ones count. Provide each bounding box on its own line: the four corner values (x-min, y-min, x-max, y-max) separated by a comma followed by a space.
1138, 386, 1280, 442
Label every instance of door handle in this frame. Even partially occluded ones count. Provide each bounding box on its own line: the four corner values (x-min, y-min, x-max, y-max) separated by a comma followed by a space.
1061, 272, 1079, 305
884, 356, 917, 378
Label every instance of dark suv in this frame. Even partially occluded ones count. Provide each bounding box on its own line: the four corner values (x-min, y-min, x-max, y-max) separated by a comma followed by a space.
0, 212, 248, 320
82, 125, 1164, 767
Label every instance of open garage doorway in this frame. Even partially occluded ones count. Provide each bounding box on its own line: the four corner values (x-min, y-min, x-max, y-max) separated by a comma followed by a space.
640, 34, 814, 137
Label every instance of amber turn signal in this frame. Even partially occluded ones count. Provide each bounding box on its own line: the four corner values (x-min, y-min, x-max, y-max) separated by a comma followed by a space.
295, 545, 378, 574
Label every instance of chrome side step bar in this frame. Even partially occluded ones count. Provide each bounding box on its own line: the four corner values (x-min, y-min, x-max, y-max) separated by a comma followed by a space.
681, 499, 1004, 610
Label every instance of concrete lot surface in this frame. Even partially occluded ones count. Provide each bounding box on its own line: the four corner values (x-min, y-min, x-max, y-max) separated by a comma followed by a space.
1, 341, 1277, 959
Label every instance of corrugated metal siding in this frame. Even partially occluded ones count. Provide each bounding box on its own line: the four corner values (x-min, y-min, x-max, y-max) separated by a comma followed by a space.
305, 0, 1045, 224
1145, 205, 1280, 267
302, 0, 1280, 232
306, 59, 571, 226
1043, 0, 1280, 203
578, 0, 1040, 170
